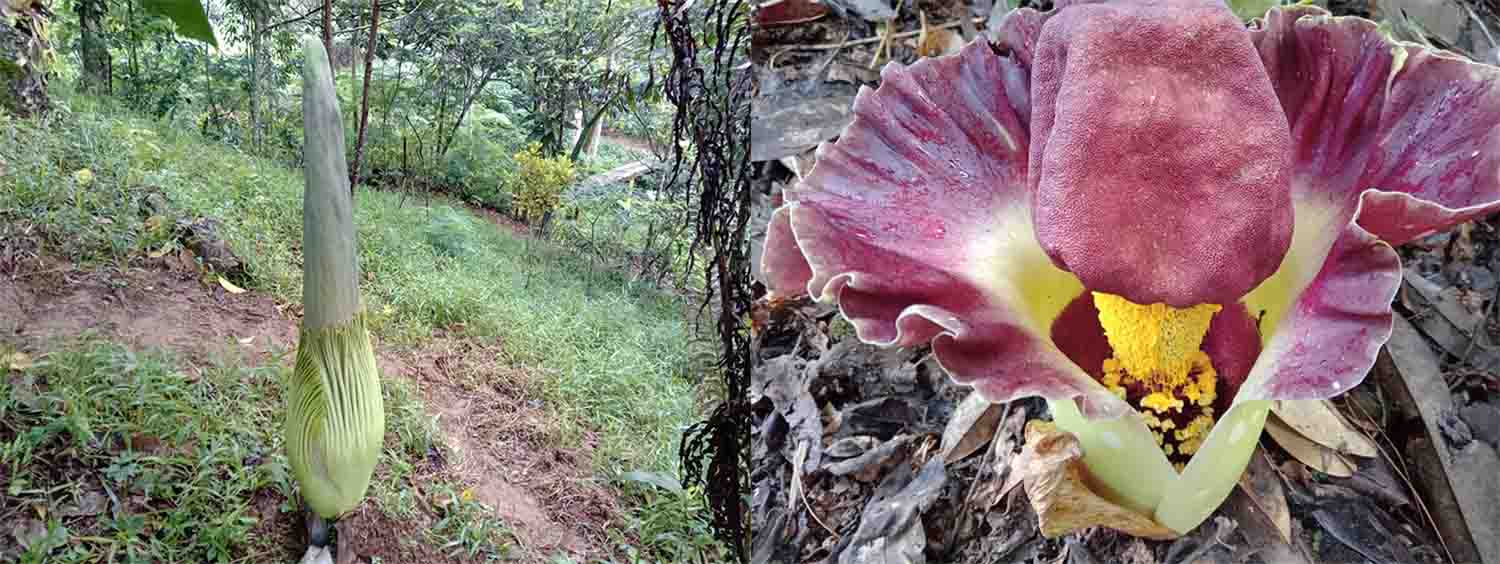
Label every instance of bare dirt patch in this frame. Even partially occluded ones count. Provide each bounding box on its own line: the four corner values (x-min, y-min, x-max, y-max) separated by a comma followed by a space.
1, 254, 620, 563
1, 256, 298, 365
380, 336, 621, 559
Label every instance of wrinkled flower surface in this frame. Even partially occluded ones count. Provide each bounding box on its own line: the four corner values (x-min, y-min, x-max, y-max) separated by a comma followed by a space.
762, 0, 1500, 534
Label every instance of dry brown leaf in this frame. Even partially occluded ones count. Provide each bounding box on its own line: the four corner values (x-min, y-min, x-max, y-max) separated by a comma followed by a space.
1005, 420, 1180, 540
218, 275, 247, 294
144, 214, 167, 232
179, 247, 199, 271
910, 11, 965, 58
940, 392, 1004, 463
1264, 414, 1355, 477
1271, 399, 1377, 458
753, 0, 830, 27
1236, 447, 1291, 543
1225, 489, 1313, 564
4, 351, 32, 371
789, 439, 808, 507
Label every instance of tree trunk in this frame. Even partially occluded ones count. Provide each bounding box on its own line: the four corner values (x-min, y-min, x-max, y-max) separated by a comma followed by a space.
567, 107, 583, 153
350, 0, 381, 190
127, 0, 138, 94
568, 89, 623, 162
377, 45, 402, 142
436, 66, 498, 158
585, 50, 615, 158
585, 115, 602, 157
322, 0, 333, 57
249, 0, 263, 150
0, 1, 51, 117
77, 0, 109, 94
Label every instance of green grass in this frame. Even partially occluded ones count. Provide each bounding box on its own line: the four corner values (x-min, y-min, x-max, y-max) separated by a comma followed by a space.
0, 339, 516, 562
0, 92, 700, 474
1, 340, 298, 562
0, 91, 721, 561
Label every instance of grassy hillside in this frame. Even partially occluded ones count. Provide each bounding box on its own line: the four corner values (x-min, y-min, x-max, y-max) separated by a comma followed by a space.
0, 91, 721, 562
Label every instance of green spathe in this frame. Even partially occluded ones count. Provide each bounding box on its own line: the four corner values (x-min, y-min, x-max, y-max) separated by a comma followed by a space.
300, 35, 359, 329
287, 313, 385, 518
287, 36, 384, 519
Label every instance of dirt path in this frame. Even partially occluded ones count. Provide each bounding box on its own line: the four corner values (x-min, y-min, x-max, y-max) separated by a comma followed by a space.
0, 255, 619, 563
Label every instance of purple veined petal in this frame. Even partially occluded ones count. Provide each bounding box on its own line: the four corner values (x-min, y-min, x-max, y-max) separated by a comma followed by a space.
991, 7, 1047, 71
761, 205, 813, 296
1157, 205, 1399, 531
759, 38, 1131, 418
1233, 5, 1500, 402
1252, 5, 1500, 245
1238, 195, 1402, 402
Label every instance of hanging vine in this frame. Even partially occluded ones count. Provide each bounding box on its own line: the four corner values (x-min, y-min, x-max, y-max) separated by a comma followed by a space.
654, 0, 752, 559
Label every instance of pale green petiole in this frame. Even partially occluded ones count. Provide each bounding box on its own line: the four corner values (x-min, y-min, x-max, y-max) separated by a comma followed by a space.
1049, 397, 1271, 535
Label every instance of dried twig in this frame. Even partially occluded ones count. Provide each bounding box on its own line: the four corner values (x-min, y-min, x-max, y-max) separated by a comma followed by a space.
792, 440, 840, 538
869, 18, 896, 69
1460, 1, 1497, 50
1458, 282, 1500, 366
1345, 397, 1455, 564
767, 15, 986, 64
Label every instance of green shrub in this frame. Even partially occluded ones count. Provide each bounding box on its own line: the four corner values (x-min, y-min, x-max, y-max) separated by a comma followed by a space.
423, 206, 478, 258
509, 142, 575, 223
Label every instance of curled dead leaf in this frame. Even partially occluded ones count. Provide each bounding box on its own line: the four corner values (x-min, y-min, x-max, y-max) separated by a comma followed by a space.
940, 392, 1004, 463
754, 0, 829, 27
1005, 420, 1180, 540
1235, 447, 1291, 544
1271, 399, 1376, 458
218, 275, 247, 294
911, 11, 964, 58
1264, 414, 1355, 477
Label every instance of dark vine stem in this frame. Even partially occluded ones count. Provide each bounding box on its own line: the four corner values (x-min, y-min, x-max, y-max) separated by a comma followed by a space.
653, 0, 752, 560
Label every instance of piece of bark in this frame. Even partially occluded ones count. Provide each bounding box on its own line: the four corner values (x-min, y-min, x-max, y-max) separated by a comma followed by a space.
1374, 315, 1500, 564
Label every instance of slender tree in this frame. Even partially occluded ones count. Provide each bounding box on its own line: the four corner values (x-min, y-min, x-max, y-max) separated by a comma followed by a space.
350, 0, 382, 189
322, 0, 333, 56
77, 0, 111, 94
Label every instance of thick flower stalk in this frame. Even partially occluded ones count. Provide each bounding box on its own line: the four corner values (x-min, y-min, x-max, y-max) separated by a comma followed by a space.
762, 0, 1500, 534
287, 36, 385, 520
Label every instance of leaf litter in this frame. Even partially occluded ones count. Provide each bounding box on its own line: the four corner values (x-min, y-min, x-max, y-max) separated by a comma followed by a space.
748, 0, 1500, 560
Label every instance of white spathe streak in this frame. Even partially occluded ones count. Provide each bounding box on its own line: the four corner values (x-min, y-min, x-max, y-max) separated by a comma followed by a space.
963, 203, 1085, 335
1234, 187, 1409, 405
954, 203, 1129, 416
1234, 191, 1344, 404
787, 192, 1123, 416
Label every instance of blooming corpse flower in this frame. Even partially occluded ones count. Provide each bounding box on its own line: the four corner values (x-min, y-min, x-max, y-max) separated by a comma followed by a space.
760, 0, 1500, 535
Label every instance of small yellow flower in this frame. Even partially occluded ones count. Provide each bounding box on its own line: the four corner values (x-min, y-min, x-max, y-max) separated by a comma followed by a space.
74, 168, 94, 185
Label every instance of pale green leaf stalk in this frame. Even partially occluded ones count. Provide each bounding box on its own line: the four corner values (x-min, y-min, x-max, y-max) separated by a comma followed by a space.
287, 35, 384, 520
